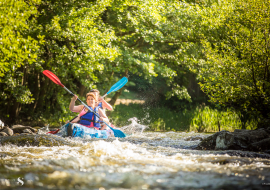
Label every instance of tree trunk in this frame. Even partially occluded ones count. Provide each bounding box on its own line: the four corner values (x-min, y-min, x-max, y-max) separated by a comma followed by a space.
33, 73, 40, 111
109, 89, 123, 106
11, 101, 21, 120
37, 75, 48, 111
78, 83, 86, 97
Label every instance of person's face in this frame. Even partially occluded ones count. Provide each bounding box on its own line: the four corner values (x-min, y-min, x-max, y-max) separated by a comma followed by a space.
86, 96, 96, 107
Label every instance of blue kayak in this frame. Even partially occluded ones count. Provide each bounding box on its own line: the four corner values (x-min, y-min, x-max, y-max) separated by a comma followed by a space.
57, 123, 113, 139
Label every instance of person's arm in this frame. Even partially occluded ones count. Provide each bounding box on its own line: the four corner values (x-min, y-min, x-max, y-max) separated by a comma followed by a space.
69, 95, 83, 112
99, 97, 113, 111
65, 115, 80, 124
70, 116, 80, 123
98, 108, 110, 124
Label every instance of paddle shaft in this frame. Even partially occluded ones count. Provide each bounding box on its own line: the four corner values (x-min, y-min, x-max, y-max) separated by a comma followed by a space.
102, 93, 109, 99
63, 87, 112, 129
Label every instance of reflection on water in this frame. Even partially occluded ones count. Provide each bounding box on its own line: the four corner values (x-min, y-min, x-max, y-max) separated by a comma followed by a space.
1, 124, 270, 189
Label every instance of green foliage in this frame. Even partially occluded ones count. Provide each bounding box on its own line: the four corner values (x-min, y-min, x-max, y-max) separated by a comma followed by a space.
197, 0, 270, 127
110, 103, 251, 132
1, 0, 267, 130
190, 106, 257, 132
0, 0, 120, 124
0, 0, 42, 78
103, 0, 205, 100
110, 103, 195, 131
1, 0, 207, 125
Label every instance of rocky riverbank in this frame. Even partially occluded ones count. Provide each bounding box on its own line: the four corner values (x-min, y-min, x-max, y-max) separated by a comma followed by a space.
0, 125, 38, 136
0, 124, 70, 147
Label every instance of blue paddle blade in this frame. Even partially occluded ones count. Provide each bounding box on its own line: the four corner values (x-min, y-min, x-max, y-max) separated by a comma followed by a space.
109, 126, 126, 138
106, 77, 128, 95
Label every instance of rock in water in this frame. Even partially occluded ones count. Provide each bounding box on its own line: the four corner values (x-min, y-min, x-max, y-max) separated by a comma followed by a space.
0, 132, 8, 136
1, 127, 13, 136
215, 131, 234, 150
249, 138, 270, 151
197, 128, 270, 152
11, 125, 37, 133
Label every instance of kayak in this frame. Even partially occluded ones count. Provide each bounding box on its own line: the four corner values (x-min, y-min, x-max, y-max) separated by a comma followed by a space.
49, 123, 114, 139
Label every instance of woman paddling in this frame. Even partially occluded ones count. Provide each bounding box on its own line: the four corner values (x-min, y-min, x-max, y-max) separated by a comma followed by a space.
89, 89, 113, 111
89, 89, 118, 130
69, 92, 110, 130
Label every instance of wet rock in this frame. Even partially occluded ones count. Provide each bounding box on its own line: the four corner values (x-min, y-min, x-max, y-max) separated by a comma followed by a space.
0, 132, 8, 136
0, 134, 75, 147
215, 131, 234, 150
196, 130, 229, 150
185, 136, 203, 141
1, 127, 14, 136
249, 138, 270, 151
11, 125, 37, 133
197, 128, 270, 152
23, 129, 34, 134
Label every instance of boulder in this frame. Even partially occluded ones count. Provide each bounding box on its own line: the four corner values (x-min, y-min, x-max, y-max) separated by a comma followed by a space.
197, 128, 270, 152
185, 136, 204, 141
1, 127, 13, 136
249, 138, 270, 151
0, 132, 8, 136
215, 131, 234, 150
196, 130, 229, 150
11, 125, 37, 133
23, 129, 34, 134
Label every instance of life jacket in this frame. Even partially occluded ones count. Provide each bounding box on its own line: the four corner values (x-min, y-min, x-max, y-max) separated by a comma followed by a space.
79, 106, 102, 129
98, 102, 103, 109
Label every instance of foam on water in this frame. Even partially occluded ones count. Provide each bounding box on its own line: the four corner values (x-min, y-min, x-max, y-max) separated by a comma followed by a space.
1, 122, 270, 189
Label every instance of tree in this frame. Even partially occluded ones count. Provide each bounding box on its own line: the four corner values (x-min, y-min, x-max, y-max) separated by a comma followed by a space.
197, 0, 270, 128
0, 0, 210, 125
0, 0, 43, 118
0, 0, 120, 124
102, 0, 208, 105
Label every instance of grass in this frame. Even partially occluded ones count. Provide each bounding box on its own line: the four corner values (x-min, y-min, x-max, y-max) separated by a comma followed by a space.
189, 106, 257, 132
109, 104, 258, 132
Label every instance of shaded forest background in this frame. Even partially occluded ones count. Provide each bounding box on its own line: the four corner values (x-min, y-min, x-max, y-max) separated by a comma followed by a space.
0, 0, 269, 131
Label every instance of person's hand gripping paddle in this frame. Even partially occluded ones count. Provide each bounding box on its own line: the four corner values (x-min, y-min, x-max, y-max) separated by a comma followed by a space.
42, 70, 127, 138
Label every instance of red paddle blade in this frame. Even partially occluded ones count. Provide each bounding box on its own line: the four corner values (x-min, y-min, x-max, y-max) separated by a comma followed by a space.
42, 70, 64, 87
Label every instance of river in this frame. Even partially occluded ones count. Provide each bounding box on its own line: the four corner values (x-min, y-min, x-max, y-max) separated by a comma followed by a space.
0, 125, 270, 189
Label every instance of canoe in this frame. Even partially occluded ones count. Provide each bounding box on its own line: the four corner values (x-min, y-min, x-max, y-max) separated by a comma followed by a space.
50, 123, 114, 139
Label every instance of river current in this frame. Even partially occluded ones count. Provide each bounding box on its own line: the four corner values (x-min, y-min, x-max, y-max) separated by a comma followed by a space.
1, 121, 270, 190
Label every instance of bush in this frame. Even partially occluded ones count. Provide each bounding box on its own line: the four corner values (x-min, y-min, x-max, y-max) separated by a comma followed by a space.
110, 104, 258, 132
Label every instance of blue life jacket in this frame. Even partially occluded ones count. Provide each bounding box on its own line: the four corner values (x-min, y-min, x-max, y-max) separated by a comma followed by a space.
98, 102, 103, 109
79, 106, 102, 128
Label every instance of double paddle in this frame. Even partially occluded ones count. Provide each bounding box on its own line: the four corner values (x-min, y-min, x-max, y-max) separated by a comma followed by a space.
42, 70, 127, 138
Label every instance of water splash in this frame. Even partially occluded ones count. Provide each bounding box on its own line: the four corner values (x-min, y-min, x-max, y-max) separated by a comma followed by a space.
121, 117, 148, 135
0, 120, 4, 127
38, 124, 50, 134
